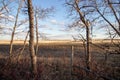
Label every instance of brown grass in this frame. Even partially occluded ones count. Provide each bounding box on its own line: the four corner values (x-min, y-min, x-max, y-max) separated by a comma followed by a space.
0, 41, 120, 80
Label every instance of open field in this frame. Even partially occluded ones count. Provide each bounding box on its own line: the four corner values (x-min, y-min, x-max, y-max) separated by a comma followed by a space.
0, 40, 120, 80
0, 39, 119, 44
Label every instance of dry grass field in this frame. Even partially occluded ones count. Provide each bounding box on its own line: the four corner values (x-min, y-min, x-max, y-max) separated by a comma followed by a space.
0, 40, 120, 80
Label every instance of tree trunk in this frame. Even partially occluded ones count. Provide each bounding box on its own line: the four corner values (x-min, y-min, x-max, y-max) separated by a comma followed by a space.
17, 31, 29, 61
27, 0, 37, 77
74, 0, 91, 70
86, 26, 90, 70
70, 45, 74, 80
9, 1, 22, 61
35, 13, 39, 55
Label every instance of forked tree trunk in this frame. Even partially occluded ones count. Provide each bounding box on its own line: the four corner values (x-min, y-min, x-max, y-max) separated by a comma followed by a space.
74, 0, 91, 70
27, 0, 37, 77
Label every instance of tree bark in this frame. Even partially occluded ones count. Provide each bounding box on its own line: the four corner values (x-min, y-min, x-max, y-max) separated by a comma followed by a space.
27, 0, 37, 77
86, 26, 90, 70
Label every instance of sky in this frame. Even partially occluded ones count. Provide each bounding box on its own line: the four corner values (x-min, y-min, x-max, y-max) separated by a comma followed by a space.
32, 0, 107, 40
32, 0, 77, 40
0, 0, 117, 40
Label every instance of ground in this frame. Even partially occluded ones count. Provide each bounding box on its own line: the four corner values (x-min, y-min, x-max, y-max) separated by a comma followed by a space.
0, 40, 120, 80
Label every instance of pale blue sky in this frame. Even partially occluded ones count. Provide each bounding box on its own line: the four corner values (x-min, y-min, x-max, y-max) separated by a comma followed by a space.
0, 0, 117, 40
33, 0, 79, 40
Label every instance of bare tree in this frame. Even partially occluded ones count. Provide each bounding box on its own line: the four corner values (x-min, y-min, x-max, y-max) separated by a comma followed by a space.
34, 9, 39, 55
66, 0, 91, 70
107, 0, 120, 31
94, 0, 120, 36
66, 0, 120, 66
0, 0, 10, 16
27, 0, 37, 78
0, 0, 13, 34
82, 0, 120, 36
34, 6, 54, 55
87, 0, 120, 53
9, 0, 23, 60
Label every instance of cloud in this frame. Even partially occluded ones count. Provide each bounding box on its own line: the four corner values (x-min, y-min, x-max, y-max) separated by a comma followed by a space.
50, 19, 65, 26
50, 19, 57, 24
40, 24, 49, 28
39, 32, 51, 36
48, 34, 72, 40
39, 24, 53, 30
8, 15, 14, 20
0, 14, 15, 21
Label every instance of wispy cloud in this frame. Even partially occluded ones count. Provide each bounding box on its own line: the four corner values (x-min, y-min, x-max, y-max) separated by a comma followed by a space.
40, 24, 50, 28
50, 19, 65, 26
0, 14, 15, 21
39, 24, 53, 30
48, 34, 72, 40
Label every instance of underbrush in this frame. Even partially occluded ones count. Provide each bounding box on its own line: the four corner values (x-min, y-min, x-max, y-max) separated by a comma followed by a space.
0, 57, 119, 80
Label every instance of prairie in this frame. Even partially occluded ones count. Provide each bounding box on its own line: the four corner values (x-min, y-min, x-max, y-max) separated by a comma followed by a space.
0, 40, 120, 80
